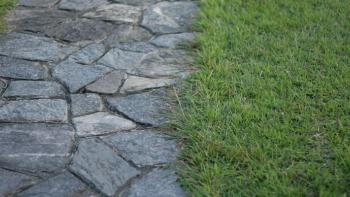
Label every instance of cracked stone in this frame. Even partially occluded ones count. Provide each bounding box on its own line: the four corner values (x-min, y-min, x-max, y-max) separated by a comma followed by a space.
98, 48, 145, 71
120, 76, 176, 93
102, 130, 178, 167
3, 81, 65, 99
151, 32, 195, 48
0, 123, 74, 174
86, 71, 126, 94
59, 0, 109, 11
142, 1, 197, 34
103, 25, 152, 47
71, 93, 104, 117
69, 43, 106, 65
70, 138, 140, 196
52, 60, 112, 93
0, 33, 78, 62
0, 168, 38, 196
106, 89, 171, 126
116, 42, 158, 53
18, 0, 59, 7
73, 112, 136, 137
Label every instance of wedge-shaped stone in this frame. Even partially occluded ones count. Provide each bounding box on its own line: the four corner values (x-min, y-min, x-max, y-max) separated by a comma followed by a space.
0, 124, 74, 174
86, 71, 126, 94
102, 130, 178, 167
70, 138, 140, 196
151, 33, 195, 48
103, 25, 152, 47
0, 168, 38, 197
0, 99, 68, 123
120, 76, 176, 93
18, 0, 59, 7
69, 43, 106, 65
59, 0, 109, 11
73, 112, 136, 136
84, 4, 142, 23
98, 48, 145, 71
71, 93, 104, 117
3, 81, 65, 99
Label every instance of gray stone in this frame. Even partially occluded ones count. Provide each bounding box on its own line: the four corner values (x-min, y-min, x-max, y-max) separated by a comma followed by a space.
52, 60, 111, 93
70, 138, 140, 196
142, 2, 197, 34
124, 168, 185, 197
69, 43, 106, 65
106, 89, 171, 126
86, 71, 126, 94
98, 48, 145, 71
103, 25, 152, 47
18, 0, 59, 7
0, 168, 37, 196
120, 76, 176, 93
0, 124, 74, 174
71, 93, 104, 117
0, 33, 78, 62
0, 99, 68, 123
73, 112, 136, 136
151, 33, 195, 48
3, 81, 65, 99
117, 42, 158, 53
59, 0, 109, 11
0, 56, 48, 80
0, 79, 6, 94
111, 0, 162, 6
102, 130, 178, 167
83, 4, 142, 24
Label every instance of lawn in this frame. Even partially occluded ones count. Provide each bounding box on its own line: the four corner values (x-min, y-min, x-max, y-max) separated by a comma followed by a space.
174, 0, 350, 196
0, 0, 15, 32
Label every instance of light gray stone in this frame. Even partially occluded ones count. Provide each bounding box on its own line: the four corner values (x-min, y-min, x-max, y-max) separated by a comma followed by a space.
106, 89, 171, 126
71, 93, 104, 117
52, 60, 111, 93
102, 130, 178, 167
73, 112, 136, 137
98, 48, 145, 71
59, 0, 109, 11
103, 25, 152, 47
3, 81, 65, 99
0, 99, 68, 123
70, 138, 140, 196
124, 168, 185, 197
0, 168, 38, 196
151, 33, 195, 48
18, 0, 59, 7
0, 124, 74, 174
120, 76, 176, 93
69, 43, 106, 65
116, 42, 158, 53
0, 33, 78, 62
111, 0, 162, 6
142, 1, 197, 34
86, 71, 126, 94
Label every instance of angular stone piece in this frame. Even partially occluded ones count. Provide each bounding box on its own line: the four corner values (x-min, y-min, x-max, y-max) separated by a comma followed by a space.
112, 0, 162, 6
70, 138, 140, 196
98, 48, 145, 71
69, 43, 106, 65
53, 60, 111, 93
0, 168, 37, 196
0, 56, 48, 80
0, 79, 6, 94
106, 89, 170, 126
0, 124, 74, 173
59, 0, 109, 11
3, 81, 65, 99
120, 76, 176, 93
151, 33, 195, 48
102, 130, 178, 167
73, 112, 136, 136
86, 71, 126, 94
18, 0, 59, 7
84, 4, 141, 23
0, 99, 68, 123
124, 168, 185, 197
117, 42, 158, 53
0, 33, 78, 62
103, 25, 152, 47
142, 2, 197, 34
71, 93, 104, 117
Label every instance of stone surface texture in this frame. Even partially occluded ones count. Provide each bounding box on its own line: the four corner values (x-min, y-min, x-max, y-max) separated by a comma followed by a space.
3, 81, 65, 98
71, 93, 104, 116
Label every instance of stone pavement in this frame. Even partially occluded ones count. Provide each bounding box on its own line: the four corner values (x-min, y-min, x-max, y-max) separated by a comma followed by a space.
0, 0, 197, 196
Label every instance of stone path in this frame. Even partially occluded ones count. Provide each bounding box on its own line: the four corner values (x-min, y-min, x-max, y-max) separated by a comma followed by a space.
0, 0, 197, 196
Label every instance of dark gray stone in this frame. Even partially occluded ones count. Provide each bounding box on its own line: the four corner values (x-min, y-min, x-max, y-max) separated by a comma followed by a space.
103, 25, 152, 47
3, 81, 65, 99
0, 79, 6, 94
106, 89, 171, 126
116, 42, 158, 53
151, 33, 195, 48
120, 75, 176, 94
69, 43, 106, 65
98, 48, 145, 71
86, 71, 126, 94
52, 60, 111, 93
0, 168, 38, 196
0, 99, 68, 123
123, 168, 185, 197
59, 0, 109, 11
71, 93, 104, 117
18, 0, 59, 7
70, 138, 140, 196
102, 130, 178, 167
0, 56, 48, 80
0, 124, 74, 174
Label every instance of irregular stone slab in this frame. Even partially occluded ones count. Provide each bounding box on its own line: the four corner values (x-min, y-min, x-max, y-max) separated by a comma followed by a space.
71, 93, 104, 117
0, 56, 48, 80
0, 33, 78, 62
0, 79, 6, 94
86, 71, 126, 94
53, 60, 112, 93
59, 0, 109, 11
69, 43, 106, 65
83, 4, 142, 24
0, 99, 68, 123
103, 25, 152, 47
70, 138, 140, 196
102, 130, 178, 167
151, 33, 195, 48
0, 168, 38, 196
120, 76, 176, 93
117, 42, 158, 53
0, 124, 74, 174
106, 89, 171, 126
112, 0, 162, 6
18, 0, 59, 7
73, 112, 136, 136
142, 2, 197, 34
3, 81, 65, 99
124, 168, 185, 197
98, 48, 145, 71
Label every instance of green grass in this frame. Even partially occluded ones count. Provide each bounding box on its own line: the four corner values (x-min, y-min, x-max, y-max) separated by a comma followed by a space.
174, 0, 350, 196
0, 0, 15, 32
